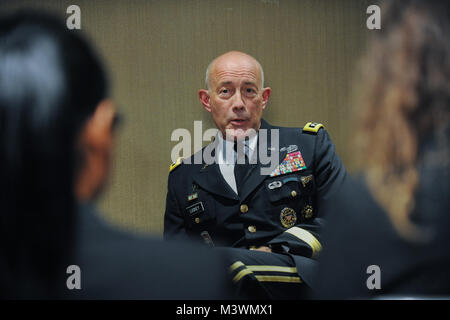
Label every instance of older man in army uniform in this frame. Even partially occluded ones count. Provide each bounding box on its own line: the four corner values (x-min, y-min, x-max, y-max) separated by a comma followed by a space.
164, 51, 347, 299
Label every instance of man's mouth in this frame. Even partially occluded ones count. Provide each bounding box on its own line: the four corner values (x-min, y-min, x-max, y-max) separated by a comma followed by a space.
230, 119, 247, 126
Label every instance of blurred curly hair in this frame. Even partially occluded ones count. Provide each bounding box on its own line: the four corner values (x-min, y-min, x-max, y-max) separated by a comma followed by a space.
354, 0, 450, 239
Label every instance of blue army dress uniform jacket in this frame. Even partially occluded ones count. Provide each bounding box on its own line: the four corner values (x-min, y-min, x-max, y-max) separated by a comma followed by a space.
164, 119, 347, 285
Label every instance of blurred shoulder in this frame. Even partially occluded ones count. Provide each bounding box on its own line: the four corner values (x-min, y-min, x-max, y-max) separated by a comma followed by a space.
74, 205, 232, 299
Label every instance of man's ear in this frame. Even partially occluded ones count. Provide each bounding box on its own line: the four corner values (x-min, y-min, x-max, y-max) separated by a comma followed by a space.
198, 89, 212, 113
75, 99, 115, 202
83, 99, 115, 146
261, 87, 271, 110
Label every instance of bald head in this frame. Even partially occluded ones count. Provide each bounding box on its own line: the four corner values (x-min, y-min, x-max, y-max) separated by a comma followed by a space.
205, 51, 264, 90
198, 51, 271, 140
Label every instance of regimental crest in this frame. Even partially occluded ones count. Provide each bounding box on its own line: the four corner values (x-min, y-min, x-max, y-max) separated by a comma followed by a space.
300, 175, 313, 187
302, 205, 314, 219
280, 207, 297, 228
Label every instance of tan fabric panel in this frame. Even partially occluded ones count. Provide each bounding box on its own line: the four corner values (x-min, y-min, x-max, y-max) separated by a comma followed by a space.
2, 0, 372, 234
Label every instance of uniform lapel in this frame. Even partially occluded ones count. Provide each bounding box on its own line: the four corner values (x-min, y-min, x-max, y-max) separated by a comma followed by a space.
192, 142, 239, 201
239, 119, 288, 202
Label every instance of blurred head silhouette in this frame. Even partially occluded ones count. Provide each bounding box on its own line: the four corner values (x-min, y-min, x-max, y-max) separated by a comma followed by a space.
0, 11, 115, 298
354, 0, 450, 238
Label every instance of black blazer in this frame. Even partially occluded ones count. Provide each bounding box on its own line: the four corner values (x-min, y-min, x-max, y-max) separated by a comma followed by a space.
67, 204, 233, 299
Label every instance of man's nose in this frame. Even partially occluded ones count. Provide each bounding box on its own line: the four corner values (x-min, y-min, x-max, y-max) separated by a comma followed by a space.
231, 90, 246, 112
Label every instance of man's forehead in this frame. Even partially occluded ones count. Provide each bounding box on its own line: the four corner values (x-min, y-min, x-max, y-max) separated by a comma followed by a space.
206, 51, 264, 89
216, 79, 258, 86
212, 56, 259, 74
211, 61, 261, 84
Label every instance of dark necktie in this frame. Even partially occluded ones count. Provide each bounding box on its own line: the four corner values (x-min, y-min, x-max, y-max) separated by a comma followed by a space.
234, 141, 250, 196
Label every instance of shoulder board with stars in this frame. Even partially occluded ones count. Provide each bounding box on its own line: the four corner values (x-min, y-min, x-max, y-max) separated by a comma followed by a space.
302, 122, 324, 134
169, 157, 182, 173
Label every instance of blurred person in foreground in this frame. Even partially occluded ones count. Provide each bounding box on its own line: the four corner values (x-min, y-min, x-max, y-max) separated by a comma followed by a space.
314, 0, 450, 298
0, 11, 232, 299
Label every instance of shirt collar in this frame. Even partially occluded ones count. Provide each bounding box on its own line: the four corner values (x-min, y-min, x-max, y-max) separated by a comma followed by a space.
216, 131, 258, 164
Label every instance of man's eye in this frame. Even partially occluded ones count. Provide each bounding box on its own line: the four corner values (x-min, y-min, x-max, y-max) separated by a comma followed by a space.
245, 88, 256, 94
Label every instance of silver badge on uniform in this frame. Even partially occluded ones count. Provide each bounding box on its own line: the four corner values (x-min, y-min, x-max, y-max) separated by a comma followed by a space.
280, 145, 298, 153
286, 145, 298, 153
268, 181, 282, 189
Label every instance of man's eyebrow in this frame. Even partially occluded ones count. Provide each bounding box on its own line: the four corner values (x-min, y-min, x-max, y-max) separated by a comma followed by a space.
218, 81, 233, 86
216, 80, 258, 87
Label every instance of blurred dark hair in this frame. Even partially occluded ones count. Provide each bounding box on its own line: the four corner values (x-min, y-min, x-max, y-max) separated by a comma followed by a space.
0, 11, 108, 298
354, 0, 450, 238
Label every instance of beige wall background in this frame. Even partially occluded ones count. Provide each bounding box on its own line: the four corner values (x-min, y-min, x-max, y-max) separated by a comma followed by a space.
2, 0, 372, 236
